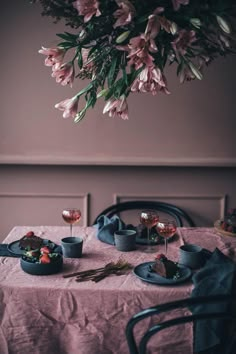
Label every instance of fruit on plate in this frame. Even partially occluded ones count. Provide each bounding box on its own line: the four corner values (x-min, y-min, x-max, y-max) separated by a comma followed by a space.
220, 208, 236, 234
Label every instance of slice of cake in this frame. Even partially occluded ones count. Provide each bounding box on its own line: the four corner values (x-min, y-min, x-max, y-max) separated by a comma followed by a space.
151, 254, 179, 279
19, 231, 43, 250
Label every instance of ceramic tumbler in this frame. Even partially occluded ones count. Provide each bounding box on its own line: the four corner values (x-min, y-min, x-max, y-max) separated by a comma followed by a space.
61, 236, 83, 258
179, 244, 204, 269
114, 229, 137, 252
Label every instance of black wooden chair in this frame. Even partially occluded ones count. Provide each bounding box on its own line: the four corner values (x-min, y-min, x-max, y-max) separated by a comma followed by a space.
125, 294, 236, 354
93, 200, 195, 227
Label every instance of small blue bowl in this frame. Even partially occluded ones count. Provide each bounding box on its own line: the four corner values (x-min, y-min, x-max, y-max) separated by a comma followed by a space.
20, 254, 63, 275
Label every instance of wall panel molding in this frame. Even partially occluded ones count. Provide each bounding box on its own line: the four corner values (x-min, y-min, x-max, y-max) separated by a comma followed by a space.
0, 193, 90, 226
114, 194, 227, 220
0, 154, 236, 167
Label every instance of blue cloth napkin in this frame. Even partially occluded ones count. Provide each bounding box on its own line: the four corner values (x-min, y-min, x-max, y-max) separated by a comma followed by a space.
190, 248, 236, 353
0, 244, 19, 257
95, 215, 127, 245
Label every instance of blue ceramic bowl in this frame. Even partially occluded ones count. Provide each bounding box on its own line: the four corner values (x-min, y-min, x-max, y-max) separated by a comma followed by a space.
20, 254, 63, 275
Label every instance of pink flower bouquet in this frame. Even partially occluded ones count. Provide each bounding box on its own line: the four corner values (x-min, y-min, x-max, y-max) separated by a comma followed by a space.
31, 0, 236, 122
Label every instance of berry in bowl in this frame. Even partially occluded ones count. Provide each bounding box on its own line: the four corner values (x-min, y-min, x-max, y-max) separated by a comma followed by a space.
20, 245, 63, 275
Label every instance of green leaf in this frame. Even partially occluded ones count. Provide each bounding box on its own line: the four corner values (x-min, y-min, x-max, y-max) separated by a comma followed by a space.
57, 41, 75, 49
77, 51, 83, 69
108, 57, 118, 88
122, 67, 128, 86
56, 33, 75, 41
77, 82, 94, 97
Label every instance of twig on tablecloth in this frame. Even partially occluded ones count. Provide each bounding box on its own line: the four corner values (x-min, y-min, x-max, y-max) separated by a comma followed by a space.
63, 259, 133, 282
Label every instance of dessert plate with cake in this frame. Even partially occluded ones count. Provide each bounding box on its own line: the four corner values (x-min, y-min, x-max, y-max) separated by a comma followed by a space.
133, 254, 192, 285
7, 231, 62, 256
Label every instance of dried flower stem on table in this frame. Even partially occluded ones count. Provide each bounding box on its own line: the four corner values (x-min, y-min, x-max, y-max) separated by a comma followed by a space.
63, 259, 133, 282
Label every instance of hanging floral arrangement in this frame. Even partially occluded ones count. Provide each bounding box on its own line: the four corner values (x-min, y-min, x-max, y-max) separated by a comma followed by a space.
31, 0, 236, 122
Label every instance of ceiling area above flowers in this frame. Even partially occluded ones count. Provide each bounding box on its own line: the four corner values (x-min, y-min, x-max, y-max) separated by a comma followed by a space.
31, 0, 236, 123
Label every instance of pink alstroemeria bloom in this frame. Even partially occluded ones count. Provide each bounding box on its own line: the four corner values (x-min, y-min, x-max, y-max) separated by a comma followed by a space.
127, 34, 156, 69
172, 0, 189, 12
145, 15, 160, 40
103, 95, 128, 120
113, 0, 136, 28
55, 95, 79, 119
51, 62, 75, 87
38, 46, 66, 67
172, 30, 196, 56
73, 0, 101, 22
131, 66, 170, 95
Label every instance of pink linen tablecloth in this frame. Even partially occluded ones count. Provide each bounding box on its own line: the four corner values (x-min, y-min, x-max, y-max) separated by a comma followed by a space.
0, 226, 236, 354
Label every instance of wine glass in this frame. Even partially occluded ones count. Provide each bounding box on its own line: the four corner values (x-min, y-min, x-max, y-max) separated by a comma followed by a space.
140, 210, 159, 253
156, 219, 177, 256
62, 208, 81, 237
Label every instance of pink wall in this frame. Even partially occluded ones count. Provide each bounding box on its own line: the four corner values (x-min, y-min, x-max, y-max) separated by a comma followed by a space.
1, 0, 236, 165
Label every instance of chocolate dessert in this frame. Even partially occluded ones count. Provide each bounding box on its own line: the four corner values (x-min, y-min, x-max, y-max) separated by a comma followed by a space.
19, 231, 43, 250
152, 254, 179, 279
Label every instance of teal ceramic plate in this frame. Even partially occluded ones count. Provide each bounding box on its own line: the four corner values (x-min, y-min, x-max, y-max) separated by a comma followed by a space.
133, 261, 192, 285
7, 239, 62, 256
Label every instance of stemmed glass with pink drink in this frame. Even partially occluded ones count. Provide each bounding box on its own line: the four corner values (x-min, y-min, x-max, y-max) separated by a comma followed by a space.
62, 208, 81, 237
140, 210, 159, 253
156, 219, 177, 256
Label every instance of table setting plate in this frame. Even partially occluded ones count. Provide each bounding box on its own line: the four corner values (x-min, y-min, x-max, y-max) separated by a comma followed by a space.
7, 239, 62, 256
133, 262, 192, 285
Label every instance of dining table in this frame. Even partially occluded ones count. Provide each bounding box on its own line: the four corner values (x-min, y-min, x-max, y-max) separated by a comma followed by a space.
0, 225, 236, 354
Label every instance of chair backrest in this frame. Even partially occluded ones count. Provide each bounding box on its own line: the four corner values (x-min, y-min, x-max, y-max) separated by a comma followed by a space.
125, 294, 236, 354
93, 200, 195, 227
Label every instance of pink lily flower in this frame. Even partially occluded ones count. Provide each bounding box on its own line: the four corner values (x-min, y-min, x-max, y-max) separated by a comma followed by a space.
172, 0, 189, 11
113, 0, 136, 28
38, 46, 66, 67
103, 95, 128, 120
51, 62, 75, 87
145, 15, 161, 40
127, 34, 156, 69
131, 66, 170, 95
73, 0, 101, 23
172, 30, 196, 56
55, 95, 80, 119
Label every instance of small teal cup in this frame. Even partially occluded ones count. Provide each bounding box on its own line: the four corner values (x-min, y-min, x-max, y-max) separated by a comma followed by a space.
61, 236, 83, 258
179, 244, 204, 269
114, 229, 137, 252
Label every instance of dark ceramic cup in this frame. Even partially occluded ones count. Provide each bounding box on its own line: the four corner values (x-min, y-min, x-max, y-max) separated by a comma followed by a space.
61, 236, 83, 258
114, 229, 137, 252
179, 244, 204, 269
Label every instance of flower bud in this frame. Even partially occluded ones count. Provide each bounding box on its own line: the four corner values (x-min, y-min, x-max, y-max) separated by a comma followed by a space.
170, 22, 178, 35
216, 15, 231, 34
188, 62, 203, 80
115, 31, 131, 44
190, 18, 201, 29
97, 88, 109, 98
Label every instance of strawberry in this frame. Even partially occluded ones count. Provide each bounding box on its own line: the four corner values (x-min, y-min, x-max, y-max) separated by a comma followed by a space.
40, 254, 51, 264
26, 231, 34, 237
155, 253, 166, 260
40, 246, 50, 254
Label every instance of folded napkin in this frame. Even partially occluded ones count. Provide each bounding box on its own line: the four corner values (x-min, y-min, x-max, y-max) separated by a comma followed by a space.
0, 244, 19, 258
190, 248, 236, 353
95, 215, 129, 245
